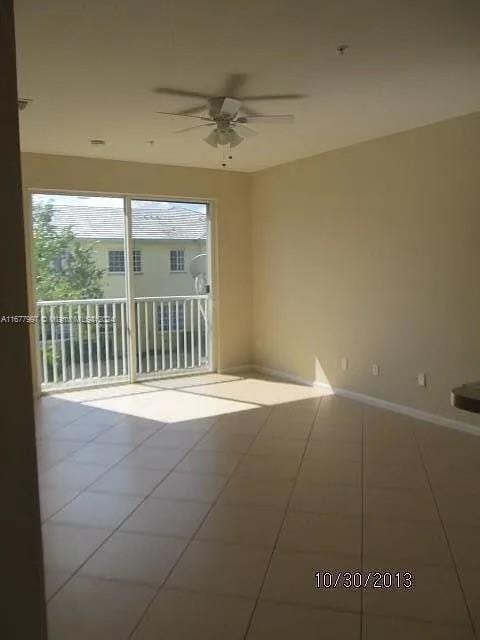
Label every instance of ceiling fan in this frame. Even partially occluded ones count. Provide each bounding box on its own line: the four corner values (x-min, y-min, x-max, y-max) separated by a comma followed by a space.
153, 73, 304, 161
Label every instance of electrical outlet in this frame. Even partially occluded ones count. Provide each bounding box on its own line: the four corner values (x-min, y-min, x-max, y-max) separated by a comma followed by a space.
417, 372, 426, 387
341, 357, 348, 371
372, 364, 380, 377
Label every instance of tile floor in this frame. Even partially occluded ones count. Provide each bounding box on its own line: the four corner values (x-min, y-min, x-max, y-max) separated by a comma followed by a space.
35, 373, 480, 639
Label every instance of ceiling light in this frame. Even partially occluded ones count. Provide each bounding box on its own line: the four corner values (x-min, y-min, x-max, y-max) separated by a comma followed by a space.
228, 129, 243, 148
205, 130, 219, 148
204, 128, 243, 148
90, 139, 106, 145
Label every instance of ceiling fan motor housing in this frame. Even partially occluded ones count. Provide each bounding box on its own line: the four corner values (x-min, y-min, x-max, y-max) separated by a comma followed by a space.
208, 96, 241, 119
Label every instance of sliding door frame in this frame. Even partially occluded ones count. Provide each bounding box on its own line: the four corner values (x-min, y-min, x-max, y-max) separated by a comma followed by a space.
26, 187, 216, 393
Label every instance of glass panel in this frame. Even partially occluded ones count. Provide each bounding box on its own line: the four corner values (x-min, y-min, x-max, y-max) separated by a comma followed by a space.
130, 199, 209, 375
32, 193, 128, 386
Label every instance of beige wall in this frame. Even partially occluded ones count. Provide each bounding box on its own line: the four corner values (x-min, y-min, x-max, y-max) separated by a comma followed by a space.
252, 112, 480, 424
21, 153, 252, 372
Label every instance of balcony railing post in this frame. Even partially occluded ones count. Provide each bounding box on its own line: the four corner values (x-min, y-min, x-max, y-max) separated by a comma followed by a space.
168, 300, 173, 370
87, 302, 93, 378
78, 304, 84, 379
113, 303, 118, 377
153, 301, 158, 372
40, 305, 48, 384
145, 301, 150, 373
124, 197, 137, 383
104, 302, 110, 378
160, 300, 165, 371
50, 304, 58, 384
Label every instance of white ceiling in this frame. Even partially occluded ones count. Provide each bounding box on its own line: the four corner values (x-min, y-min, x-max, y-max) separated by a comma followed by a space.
14, 0, 480, 172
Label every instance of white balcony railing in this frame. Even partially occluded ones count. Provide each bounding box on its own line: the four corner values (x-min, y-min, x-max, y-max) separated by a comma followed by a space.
37, 295, 210, 390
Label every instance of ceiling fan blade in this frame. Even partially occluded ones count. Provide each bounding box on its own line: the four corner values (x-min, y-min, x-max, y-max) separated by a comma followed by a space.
242, 114, 294, 123
155, 111, 212, 121
175, 123, 215, 134
176, 104, 208, 116
241, 94, 305, 101
224, 73, 248, 97
239, 104, 260, 117
234, 123, 258, 137
153, 87, 212, 99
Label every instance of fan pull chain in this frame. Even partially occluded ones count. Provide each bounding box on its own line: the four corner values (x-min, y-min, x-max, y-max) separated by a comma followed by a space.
221, 142, 233, 167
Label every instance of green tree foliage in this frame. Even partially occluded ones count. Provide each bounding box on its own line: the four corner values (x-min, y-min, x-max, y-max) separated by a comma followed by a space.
33, 200, 105, 301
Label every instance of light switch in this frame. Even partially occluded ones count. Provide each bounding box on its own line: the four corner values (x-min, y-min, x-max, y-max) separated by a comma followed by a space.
417, 372, 426, 387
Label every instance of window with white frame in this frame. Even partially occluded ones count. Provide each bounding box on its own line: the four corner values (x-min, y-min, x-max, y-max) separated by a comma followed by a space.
170, 249, 185, 272
108, 250, 142, 273
132, 250, 142, 272
158, 304, 185, 331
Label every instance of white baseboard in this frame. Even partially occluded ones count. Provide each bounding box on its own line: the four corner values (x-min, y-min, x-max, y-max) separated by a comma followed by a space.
254, 365, 322, 388
327, 384, 480, 436
251, 364, 480, 436
219, 364, 255, 375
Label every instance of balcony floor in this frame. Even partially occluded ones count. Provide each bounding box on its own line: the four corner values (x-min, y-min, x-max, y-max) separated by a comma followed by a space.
36, 373, 480, 639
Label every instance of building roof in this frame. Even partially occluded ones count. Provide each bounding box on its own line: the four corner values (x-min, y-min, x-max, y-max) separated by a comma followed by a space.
40, 201, 207, 241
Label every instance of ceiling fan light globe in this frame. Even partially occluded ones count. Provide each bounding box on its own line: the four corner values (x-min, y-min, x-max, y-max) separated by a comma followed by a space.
205, 130, 219, 147
229, 130, 243, 147
216, 130, 231, 146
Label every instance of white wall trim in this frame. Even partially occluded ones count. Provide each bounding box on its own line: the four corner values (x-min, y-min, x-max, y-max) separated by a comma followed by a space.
328, 384, 480, 436
254, 365, 320, 388
250, 364, 480, 436
219, 364, 255, 375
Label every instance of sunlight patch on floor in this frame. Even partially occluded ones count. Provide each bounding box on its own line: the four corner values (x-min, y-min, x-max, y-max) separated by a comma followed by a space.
182, 377, 330, 406
82, 388, 259, 423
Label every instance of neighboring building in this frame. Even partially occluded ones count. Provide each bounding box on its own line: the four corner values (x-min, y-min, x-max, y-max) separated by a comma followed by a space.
47, 199, 208, 299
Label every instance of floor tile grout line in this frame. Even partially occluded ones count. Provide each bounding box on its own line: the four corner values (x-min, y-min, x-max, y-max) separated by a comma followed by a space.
412, 424, 478, 640
39, 374, 233, 416
40, 400, 250, 503
42, 396, 321, 634
39, 416, 170, 520
240, 396, 324, 640
37, 383, 311, 468
140, 374, 247, 391
40, 391, 292, 525
41, 383, 185, 408
39, 369, 263, 412
41, 373, 262, 421
35, 405, 98, 438
37, 422, 138, 474
156, 384, 269, 408
126, 405, 276, 638
43, 414, 225, 600
37, 410, 134, 451
42, 394, 480, 636
38, 376, 276, 461
358, 609, 477, 631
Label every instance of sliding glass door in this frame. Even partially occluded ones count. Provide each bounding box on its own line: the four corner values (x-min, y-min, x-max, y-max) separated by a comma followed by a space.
31, 192, 213, 391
